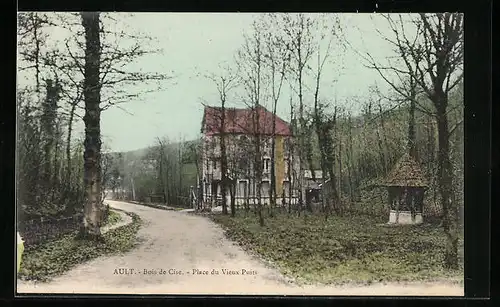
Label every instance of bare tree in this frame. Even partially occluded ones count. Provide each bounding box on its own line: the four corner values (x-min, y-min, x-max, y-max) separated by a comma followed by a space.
206, 65, 240, 216
363, 13, 464, 268
80, 12, 104, 240
236, 19, 268, 225
156, 137, 169, 204
278, 14, 318, 215
261, 16, 290, 217
287, 93, 296, 213
17, 12, 56, 96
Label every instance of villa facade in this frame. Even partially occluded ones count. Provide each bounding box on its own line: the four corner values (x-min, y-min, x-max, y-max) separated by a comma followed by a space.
198, 105, 300, 209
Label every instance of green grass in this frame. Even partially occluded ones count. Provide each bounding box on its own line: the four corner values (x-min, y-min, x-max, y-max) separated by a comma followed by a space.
18, 212, 142, 282
211, 211, 464, 285
104, 210, 123, 226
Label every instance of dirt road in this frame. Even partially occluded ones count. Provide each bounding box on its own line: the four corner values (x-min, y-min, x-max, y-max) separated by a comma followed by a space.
16, 200, 463, 296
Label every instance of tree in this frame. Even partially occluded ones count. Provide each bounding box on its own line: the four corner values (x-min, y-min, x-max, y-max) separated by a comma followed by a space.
206, 64, 240, 216
260, 16, 290, 216
272, 13, 341, 216
80, 12, 104, 240
40, 12, 173, 199
287, 93, 297, 214
156, 137, 169, 204
309, 19, 342, 217
236, 19, 269, 225
184, 140, 203, 210
364, 13, 463, 269
278, 14, 317, 215
17, 12, 55, 96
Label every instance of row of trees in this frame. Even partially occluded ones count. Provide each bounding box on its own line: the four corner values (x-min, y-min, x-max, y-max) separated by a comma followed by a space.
202, 14, 342, 223
17, 12, 171, 239
203, 13, 463, 269
102, 138, 198, 207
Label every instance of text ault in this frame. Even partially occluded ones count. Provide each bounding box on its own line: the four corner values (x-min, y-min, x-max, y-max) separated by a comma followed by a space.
113, 268, 184, 275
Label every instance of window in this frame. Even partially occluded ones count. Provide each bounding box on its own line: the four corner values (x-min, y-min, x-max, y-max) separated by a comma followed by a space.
263, 158, 270, 173
212, 160, 217, 170
261, 181, 270, 196
283, 181, 291, 197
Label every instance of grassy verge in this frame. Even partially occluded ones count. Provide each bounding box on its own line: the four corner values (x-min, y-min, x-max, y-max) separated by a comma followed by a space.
18, 212, 142, 282
104, 210, 123, 226
211, 211, 463, 285
129, 201, 190, 211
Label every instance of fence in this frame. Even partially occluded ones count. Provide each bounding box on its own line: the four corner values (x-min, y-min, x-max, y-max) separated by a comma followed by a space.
18, 213, 83, 247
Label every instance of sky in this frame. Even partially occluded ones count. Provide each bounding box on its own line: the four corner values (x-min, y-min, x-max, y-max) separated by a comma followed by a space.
17, 13, 405, 153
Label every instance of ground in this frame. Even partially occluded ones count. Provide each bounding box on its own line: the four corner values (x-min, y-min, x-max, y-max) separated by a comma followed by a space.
16, 200, 463, 296
211, 210, 463, 286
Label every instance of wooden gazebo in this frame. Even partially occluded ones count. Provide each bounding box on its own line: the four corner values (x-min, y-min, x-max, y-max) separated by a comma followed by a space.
381, 153, 428, 225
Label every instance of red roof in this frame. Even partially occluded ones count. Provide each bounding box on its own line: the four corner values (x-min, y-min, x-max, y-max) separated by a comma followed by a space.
202, 105, 292, 136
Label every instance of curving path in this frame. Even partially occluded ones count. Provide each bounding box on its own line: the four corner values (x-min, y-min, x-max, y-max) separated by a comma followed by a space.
16, 200, 463, 296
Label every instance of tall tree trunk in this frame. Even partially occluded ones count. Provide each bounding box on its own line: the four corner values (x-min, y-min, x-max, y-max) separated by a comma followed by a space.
52, 119, 61, 203
436, 101, 459, 269
337, 124, 343, 204
29, 13, 42, 96
66, 102, 78, 181
288, 98, 295, 214
375, 115, 387, 175
158, 140, 167, 204
178, 139, 183, 204
42, 79, 58, 182
270, 124, 277, 217
80, 12, 103, 240
378, 101, 390, 168
408, 82, 417, 159
254, 108, 264, 226
346, 114, 355, 206
230, 179, 236, 217
220, 109, 228, 215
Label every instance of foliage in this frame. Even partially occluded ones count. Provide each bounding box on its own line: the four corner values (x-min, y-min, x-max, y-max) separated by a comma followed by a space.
104, 210, 123, 226
18, 212, 141, 282
211, 211, 463, 285
107, 139, 198, 206
17, 90, 86, 221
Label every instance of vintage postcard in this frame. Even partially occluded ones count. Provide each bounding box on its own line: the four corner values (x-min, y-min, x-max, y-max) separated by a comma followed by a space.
16, 12, 464, 296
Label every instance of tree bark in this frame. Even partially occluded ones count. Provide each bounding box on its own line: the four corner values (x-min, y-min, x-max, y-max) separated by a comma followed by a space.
220, 109, 229, 215
408, 80, 417, 159
80, 12, 103, 240
230, 178, 236, 217
66, 102, 77, 181
436, 101, 459, 269
269, 122, 277, 217
346, 114, 355, 206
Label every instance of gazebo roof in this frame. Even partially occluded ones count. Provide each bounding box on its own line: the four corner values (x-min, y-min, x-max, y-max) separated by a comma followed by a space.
382, 153, 428, 188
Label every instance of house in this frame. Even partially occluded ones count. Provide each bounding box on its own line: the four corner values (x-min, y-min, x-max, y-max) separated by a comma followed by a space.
198, 104, 300, 209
